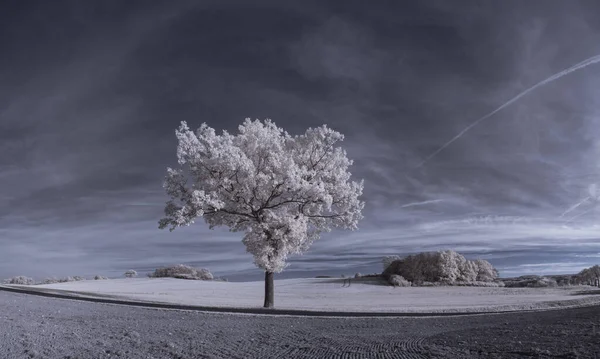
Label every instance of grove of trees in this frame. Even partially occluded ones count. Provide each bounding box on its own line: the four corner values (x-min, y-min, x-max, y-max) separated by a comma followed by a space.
382, 250, 499, 285
576, 265, 600, 286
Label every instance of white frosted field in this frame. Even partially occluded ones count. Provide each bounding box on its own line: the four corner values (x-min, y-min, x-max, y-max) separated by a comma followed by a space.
8, 277, 600, 313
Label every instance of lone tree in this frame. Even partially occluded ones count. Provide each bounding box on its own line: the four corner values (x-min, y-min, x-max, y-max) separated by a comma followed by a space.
159, 119, 364, 308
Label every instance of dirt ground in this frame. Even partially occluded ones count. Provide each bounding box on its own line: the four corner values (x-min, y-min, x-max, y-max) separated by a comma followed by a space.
1, 290, 599, 358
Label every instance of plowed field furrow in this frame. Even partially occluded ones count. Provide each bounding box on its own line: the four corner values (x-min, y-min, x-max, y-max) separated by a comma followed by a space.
1, 291, 600, 358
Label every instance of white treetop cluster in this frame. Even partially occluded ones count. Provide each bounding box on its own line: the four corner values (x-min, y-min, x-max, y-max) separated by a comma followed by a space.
383, 250, 499, 284
160, 119, 364, 273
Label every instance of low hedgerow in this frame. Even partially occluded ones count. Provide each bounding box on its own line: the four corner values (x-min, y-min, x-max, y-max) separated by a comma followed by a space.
504, 276, 557, 288
453, 281, 506, 287
94, 275, 108, 280
148, 264, 213, 280
419, 281, 442, 287
3, 276, 35, 285
42, 276, 86, 284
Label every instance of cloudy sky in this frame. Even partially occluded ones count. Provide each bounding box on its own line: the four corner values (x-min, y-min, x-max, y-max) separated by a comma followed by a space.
1, 0, 600, 281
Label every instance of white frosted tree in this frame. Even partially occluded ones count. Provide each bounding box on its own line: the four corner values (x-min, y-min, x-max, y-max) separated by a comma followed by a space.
459, 260, 479, 282
474, 259, 498, 282
159, 119, 365, 308
438, 250, 466, 282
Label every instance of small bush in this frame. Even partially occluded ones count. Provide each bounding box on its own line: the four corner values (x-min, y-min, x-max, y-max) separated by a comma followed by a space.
148, 264, 213, 280
527, 277, 558, 288
3, 276, 35, 285
94, 275, 108, 280
354, 273, 362, 279
42, 277, 59, 284
388, 274, 412, 287
124, 270, 138, 278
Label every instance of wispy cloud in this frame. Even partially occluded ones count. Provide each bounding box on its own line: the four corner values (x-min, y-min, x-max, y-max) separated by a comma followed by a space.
400, 199, 445, 208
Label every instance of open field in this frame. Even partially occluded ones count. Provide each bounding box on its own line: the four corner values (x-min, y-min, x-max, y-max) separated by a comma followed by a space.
1, 289, 599, 358
8, 276, 600, 314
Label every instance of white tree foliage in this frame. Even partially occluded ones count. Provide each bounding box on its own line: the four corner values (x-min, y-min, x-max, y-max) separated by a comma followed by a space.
459, 260, 479, 282
474, 259, 498, 282
383, 250, 499, 284
438, 250, 466, 282
159, 119, 365, 273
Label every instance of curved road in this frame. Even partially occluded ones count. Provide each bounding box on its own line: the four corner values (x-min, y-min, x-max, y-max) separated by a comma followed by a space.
1, 291, 599, 358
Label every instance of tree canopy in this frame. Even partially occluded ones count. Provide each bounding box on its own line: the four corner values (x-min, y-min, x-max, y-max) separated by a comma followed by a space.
159, 119, 364, 274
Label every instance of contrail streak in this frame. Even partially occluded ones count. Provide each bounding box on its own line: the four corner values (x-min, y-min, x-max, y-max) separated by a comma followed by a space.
559, 197, 590, 218
564, 205, 597, 224
416, 54, 600, 168
559, 183, 599, 219
400, 199, 444, 208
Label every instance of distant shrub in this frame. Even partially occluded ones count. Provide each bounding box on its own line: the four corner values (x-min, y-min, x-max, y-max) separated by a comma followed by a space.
388, 275, 412, 287
94, 275, 108, 280
527, 277, 557, 288
3, 276, 35, 285
354, 273, 362, 279
148, 264, 213, 280
124, 270, 138, 278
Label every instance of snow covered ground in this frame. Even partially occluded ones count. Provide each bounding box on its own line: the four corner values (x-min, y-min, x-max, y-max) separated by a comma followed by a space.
11, 277, 600, 313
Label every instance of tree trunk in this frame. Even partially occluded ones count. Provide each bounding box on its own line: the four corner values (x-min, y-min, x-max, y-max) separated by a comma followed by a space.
264, 271, 274, 308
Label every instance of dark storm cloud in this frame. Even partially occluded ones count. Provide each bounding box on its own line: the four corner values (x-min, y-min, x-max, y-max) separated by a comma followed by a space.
1, 0, 600, 281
